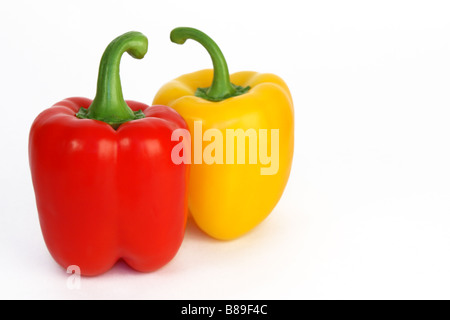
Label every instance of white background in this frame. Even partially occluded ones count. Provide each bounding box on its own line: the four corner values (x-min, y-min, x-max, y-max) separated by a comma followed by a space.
1, 0, 450, 299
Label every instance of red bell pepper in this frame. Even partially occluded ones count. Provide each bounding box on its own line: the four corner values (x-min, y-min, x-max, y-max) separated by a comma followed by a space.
29, 32, 189, 276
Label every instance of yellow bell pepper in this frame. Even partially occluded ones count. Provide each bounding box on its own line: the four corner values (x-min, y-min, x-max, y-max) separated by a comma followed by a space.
153, 27, 294, 240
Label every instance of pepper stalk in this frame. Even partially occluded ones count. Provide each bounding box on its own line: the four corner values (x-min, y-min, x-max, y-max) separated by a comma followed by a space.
170, 27, 250, 102
76, 31, 148, 129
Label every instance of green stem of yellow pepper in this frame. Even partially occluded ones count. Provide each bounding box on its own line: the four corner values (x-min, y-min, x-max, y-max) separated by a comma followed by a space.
170, 27, 250, 102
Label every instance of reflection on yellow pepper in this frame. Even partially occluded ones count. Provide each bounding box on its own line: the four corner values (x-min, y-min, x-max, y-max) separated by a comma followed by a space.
154, 27, 294, 240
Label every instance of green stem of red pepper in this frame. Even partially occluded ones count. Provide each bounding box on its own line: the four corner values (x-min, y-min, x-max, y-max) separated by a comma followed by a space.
76, 31, 148, 129
170, 27, 250, 102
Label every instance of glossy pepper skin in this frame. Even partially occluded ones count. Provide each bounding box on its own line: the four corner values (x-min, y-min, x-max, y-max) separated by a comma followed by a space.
29, 32, 189, 276
153, 28, 294, 240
